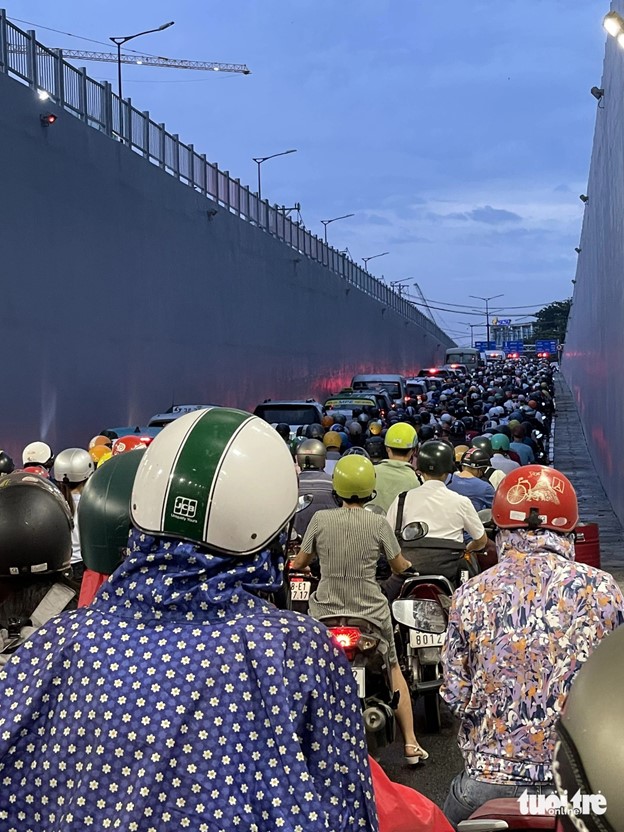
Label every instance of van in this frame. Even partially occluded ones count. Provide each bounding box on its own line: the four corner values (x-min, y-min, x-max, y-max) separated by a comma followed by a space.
252, 400, 325, 438
350, 374, 407, 405
324, 389, 392, 418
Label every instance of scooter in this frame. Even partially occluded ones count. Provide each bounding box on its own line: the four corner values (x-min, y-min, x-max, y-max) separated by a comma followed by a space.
285, 531, 319, 614
319, 613, 398, 755
457, 798, 556, 832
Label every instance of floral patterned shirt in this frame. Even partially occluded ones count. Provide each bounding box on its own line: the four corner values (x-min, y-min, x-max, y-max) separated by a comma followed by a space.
441, 529, 624, 784
0, 530, 378, 832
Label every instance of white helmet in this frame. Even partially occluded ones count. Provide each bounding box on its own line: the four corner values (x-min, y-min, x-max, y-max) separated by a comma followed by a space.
22, 441, 53, 468
131, 407, 298, 556
53, 448, 95, 484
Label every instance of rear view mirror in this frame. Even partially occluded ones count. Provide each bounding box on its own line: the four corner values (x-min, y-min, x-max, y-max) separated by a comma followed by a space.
478, 509, 492, 525
296, 494, 313, 513
365, 504, 386, 516
401, 521, 429, 541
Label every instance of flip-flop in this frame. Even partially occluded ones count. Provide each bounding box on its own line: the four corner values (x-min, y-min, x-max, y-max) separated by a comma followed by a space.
404, 744, 429, 765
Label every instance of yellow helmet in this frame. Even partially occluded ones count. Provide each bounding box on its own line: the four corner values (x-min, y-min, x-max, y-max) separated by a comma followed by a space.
454, 444, 470, 463
369, 421, 383, 436
332, 456, 376, 500
385, 423, 417, 450
97, 449, 113, 468
323, 431, 342, 449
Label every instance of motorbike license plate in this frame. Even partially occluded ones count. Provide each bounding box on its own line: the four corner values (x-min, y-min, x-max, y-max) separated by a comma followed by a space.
409, 631, 445, 648
352, 666, 366, 698
290, 579, 311, 601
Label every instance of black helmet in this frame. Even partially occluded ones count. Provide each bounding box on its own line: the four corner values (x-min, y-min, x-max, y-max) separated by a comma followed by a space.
449, 420, 466, 440
0, 472, 73, 577
471, 435, 493, 456
342, 446, 371, 460
274, 423, 291, 441
554, 625, 624, 832
417, 440, 455, 476
0, 451, 15, 476
333, 413, 347, 427
461, 447, 491, 470
304, 423, 324, 440
79, 450, 145, 575
364, 436, 387, 461
358, 413, 370, 425
418, 425, 437, 443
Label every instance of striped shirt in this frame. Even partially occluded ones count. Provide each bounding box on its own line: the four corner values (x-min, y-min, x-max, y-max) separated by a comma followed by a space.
301, 508, 400, 661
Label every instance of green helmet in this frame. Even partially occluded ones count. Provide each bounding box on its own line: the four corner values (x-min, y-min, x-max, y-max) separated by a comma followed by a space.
471, 435, 493, 456
417, 440, 455, 476
332, 455, 376, 500
130, 408, 298, 556
384, 422, 417, 450
490, 433, 510, 452
79, 449, 145, 574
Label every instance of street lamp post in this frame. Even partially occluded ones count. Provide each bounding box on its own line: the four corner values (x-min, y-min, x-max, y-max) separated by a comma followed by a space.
362, 252, 389, 271
389, 279, 411, 297
110, 21, 174, 141
252, 149, 297, 203
469, 294, 504, 348
320, 213, 355, 245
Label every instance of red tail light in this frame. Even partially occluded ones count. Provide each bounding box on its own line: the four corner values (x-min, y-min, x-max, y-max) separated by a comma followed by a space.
330, 626, 361, 660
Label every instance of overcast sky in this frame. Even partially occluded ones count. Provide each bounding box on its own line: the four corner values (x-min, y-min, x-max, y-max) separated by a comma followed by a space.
9, 0, 609, 343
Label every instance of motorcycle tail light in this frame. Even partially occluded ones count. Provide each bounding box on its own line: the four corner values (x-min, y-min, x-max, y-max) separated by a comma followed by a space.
357, 634, 379, 653
330, 626, 361, 660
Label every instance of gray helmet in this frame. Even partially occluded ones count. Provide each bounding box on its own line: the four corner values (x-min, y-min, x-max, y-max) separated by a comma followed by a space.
53, 448, 95, 484
295, 438, 327, 470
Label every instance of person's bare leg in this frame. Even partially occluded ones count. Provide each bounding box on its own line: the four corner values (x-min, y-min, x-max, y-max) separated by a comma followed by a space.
391, 663, 428, 762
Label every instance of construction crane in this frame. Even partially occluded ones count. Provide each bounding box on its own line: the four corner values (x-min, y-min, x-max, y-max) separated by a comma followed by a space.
10, 45, 251, 74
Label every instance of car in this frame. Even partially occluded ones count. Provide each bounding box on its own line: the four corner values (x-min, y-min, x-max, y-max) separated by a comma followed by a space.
100, 425, 162, 441
416, 367, 454, 380
404, 379, 428, 404
252, 400, 325, 438
324, 389, 392, 419
350, 374, 407, 405
147, 404, 219, 429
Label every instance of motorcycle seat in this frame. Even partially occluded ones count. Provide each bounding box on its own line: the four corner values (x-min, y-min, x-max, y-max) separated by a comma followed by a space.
467, 798, 556, 829
318, 615, 385, 638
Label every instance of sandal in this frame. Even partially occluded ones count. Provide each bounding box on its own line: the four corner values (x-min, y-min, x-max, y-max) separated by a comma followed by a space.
404, 743, 429, 765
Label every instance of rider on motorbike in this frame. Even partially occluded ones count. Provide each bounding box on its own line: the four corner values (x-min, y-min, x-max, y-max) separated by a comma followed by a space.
368, 423, 420, 513
291, 455, 429, 765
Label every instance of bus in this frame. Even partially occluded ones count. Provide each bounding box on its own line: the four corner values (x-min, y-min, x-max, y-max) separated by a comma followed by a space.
444, 348, 481, 372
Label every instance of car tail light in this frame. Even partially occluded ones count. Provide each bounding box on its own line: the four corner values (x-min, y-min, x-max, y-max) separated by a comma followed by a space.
329, 626, 361, 660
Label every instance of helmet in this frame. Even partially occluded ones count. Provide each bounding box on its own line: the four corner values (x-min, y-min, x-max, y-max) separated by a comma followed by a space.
0, 451, 15, 476
342, 446, 371, 460
89, 445, 111, 464
0, 472, 73, 577
304, 423, 325, 440
553, 625, 624, 832
417, 440, 455, 476
385, 423, 417, 450
332, 456, 376, 500
22, 441, 53, 468
323, 431, 342, 449
365, 436, 387, 461
348, 421, 362, 437
112, 435, 150, 456
131, 408, 298, 556
321, 415, 334, 429
333, 414, 347, 427
492, 465, 578, 532
358, 413, 370, 425
79, 450, 146, 575
418, 425, 437, 443
53, 448, 95, 484
97, 450, 113, 468
454, 444, 470, 463
23, 465, 50, 479
449, 420, 466, 440
89, 434, 112, 450
461, 447, 491, 470
274, 423, 291, 441
490, 433, 510, 452
471, 435, 493, 456
369, 421, 383, 436
295, 438, 326, 470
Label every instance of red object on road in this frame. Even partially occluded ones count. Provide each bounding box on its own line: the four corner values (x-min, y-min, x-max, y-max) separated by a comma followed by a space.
466, 798, 556, 830
574, 523, 601, 568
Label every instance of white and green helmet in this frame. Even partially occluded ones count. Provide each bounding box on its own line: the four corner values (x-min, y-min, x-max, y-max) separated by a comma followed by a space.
130, 408, 298, 555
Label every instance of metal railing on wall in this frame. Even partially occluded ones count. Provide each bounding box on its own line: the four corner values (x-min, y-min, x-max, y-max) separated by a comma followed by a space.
0, 9, 453, 347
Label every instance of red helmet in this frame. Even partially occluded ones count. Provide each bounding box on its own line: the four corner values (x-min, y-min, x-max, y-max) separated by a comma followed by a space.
112, 435, 150, 456
22, 464, 50, 479
492, 465, 578, 533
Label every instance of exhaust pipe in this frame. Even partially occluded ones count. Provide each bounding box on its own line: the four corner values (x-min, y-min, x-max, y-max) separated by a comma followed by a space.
363, 706, 387, 733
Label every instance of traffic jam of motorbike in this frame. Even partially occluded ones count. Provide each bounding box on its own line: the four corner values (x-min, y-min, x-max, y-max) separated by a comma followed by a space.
0, 354, 621, 832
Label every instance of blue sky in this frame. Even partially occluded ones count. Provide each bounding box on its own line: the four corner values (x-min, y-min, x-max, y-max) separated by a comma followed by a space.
9, 0, 608, 343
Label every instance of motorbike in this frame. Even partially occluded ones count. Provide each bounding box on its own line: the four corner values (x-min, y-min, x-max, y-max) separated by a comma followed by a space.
457, 798, 556, 832
285, 529, 319, 614
319, 613, 398, 755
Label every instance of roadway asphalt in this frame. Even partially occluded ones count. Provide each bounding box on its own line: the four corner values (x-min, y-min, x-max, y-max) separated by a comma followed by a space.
376, 696, 463, 809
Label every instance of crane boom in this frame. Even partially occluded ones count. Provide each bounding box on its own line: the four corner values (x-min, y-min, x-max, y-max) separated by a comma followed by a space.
9, 45, 251, 74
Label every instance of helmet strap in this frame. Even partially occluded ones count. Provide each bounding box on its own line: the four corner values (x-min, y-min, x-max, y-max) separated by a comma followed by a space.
525, 507, 541, 531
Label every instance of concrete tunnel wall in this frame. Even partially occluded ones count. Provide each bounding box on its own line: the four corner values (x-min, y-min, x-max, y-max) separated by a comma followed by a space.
0, 71, 452, 457
562, 0, 624, 526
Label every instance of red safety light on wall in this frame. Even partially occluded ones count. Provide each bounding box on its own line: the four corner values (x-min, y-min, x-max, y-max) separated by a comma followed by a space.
40, 112, 57, 125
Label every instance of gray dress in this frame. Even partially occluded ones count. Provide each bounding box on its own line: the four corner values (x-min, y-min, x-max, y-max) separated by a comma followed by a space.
301, 507, 401, 663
